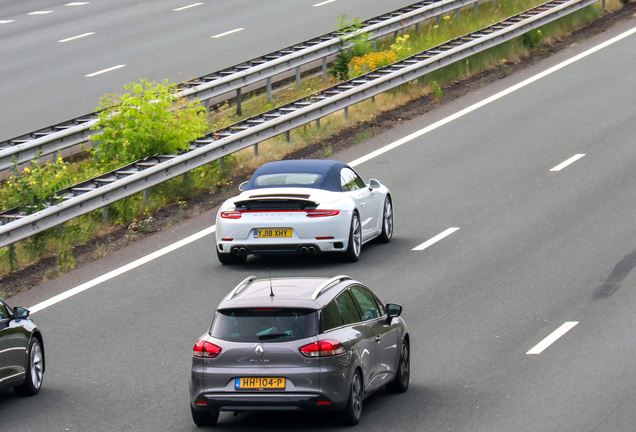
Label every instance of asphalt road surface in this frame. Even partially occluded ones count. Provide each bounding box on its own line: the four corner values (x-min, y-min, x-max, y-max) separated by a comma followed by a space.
2, 11, 636, 432
0, 0, 417, 141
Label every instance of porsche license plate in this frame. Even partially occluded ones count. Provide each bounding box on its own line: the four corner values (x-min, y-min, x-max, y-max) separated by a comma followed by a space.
235, 377, 286, 389
254, 228, 291, 238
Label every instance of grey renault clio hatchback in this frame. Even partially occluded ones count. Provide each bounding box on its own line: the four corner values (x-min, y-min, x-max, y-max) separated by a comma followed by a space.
189, 275, 409, 426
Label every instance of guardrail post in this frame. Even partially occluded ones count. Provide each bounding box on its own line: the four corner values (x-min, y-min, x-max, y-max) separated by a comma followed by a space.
253, 143, 259, 157
102, 206, 108, 222
315, 119, 320, 130
143, 189, 150, 203
236, 88, 242, 116
474, 1, 478, 13
8, 244, 17, 271
456, 8, 460, 20
295, 67, 301, 89
267, 77, 272, 103
344, 106, 349, 119
285, 131, 291, 142
219, 156, 224, 170
203, 99, 210, 114
322, 58, 327, 81
492, 0, 496, 8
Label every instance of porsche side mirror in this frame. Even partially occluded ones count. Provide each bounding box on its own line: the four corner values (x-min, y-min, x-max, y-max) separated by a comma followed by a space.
368, 179, 381, 190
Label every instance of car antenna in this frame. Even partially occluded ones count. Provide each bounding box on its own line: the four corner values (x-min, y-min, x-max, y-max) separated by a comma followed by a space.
268, 268, 275, 297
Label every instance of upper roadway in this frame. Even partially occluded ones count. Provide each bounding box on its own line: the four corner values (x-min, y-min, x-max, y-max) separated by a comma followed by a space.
0, 0, 417, 142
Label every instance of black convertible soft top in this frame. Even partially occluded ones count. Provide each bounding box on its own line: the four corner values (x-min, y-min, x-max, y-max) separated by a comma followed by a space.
243, 159, 349, 192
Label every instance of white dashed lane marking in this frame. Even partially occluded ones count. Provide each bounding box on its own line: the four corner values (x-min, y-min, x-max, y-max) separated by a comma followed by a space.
212, 28, 244, 38
85, 64, 126, 77
174, 3, 203, 12
58, 32, 95, 43
412, 227, 460, 251
313, 0, 338, 6
550, 154, 586, 172
527, 321, 579, 355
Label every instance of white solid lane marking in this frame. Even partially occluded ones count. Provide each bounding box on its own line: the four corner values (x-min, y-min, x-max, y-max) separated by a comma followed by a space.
413, 227, 460, 251
28, 11, 54, 15
212, 28, 244, 38
174, 3, 203, 11
348, 25, 636, 169
313, 0, 337, 6
65, 2, 90, 5
58, 32, 94, 43
550, 154, 585, 172
85, 64, 126, 77
526, 321, 579, 355
28, 25, 636, 313
30, 226, 216, 314
0, 20, 15, 24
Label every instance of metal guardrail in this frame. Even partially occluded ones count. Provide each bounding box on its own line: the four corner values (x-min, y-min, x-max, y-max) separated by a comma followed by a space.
0, 0, 488, 171
0, 0, 599, 247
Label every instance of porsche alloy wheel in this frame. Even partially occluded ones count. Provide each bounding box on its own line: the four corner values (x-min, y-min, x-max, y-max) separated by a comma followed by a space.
378, 196, 393, 243
344, 212, 362, 262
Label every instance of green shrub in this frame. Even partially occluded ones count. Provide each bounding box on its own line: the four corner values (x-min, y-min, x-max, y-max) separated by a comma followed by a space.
90, 79, 209, 167
522, 29, 543, 49
390, 34, 414, 60
330, 16, 373, 80
431, 81, 443, 103
0, 157, 73, 213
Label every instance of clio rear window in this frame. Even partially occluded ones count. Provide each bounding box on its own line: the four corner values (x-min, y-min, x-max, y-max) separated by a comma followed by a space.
211, 308, 318, 342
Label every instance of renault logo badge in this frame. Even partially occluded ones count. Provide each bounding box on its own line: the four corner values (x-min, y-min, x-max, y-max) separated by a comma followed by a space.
255, 344, 264, 357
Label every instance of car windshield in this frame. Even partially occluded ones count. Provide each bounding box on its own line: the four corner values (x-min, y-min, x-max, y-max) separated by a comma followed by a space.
254, 173, 321, 187
211, 308, 318, 342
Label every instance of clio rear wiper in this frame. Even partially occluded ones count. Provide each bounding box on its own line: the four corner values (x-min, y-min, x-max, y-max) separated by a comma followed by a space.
258, 333, 291, 340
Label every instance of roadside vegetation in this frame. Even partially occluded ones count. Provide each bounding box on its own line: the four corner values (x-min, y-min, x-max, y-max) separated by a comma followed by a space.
0, 0, 626, 288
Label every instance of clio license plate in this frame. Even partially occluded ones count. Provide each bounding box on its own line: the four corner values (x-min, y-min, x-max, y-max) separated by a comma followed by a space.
235, 377, 286, 389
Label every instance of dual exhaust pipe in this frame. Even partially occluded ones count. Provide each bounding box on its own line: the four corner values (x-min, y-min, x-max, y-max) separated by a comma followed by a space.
299, 245, 317, 254
231, 246, 247, 257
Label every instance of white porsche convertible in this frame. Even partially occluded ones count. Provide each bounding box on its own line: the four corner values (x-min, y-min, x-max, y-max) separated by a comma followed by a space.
215, 159, 393, 264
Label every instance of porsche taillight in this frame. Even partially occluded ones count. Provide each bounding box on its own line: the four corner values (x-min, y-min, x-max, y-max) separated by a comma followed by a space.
305, 210, 340, 217
220, 211, 242, 219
